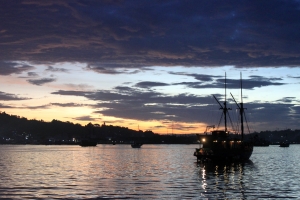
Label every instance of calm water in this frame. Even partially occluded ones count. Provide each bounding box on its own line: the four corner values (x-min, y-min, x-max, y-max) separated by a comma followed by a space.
0, 144, 299, 199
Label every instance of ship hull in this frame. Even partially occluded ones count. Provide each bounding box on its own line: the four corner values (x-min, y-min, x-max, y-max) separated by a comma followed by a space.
194, 148, 252, 162
194, 131, 253, 162
131, 143, 143, 148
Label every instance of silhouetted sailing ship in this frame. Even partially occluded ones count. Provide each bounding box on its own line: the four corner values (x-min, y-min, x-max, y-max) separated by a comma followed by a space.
131, 142, 143, 148
194, 73, 253, 162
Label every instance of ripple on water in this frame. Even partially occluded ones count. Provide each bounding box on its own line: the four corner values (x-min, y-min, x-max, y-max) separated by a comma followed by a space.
0, 145, 300, 199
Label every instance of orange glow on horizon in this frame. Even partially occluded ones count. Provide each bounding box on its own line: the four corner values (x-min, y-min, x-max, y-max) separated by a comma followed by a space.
1, 108, 207, 134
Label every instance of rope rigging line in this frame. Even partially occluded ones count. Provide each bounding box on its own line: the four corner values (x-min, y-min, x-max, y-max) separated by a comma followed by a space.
244, 112, 251, 134
234, 108, 240, 134
217, 112, 223, 130
227, 110, 235, 133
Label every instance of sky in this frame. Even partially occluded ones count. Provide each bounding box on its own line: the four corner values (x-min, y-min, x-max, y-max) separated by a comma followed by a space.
0, 0, 300, 134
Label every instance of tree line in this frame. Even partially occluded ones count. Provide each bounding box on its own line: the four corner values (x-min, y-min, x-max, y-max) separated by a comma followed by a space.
0, 112, 197, 144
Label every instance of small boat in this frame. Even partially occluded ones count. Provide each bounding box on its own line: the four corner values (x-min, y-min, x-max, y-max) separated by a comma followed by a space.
80, 139, 97, 147
279, 142, 289, 147
131, 142, 143, 148
194, 73, 253, 162
279, 133, 289, 147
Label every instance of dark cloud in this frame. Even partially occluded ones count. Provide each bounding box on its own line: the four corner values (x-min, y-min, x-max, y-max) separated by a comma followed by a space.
172, 73, 285, 89
64, 83, 93, 90
26, 104, 50, 110
50, 103, 95, 108
52, 90, 94, 97
0, 102, 47, 109
27, 78, 56, 86
135, 81, 169, 88
246, 103, 300, 131
46, 66, 68, 73
0, 91, 29, 101
276, 97, 297, 103
85, 64, 142, 74
170, 72, 221, 81
0, 102, 94, 110
85, 65, 123, 74
0, 61, 35, 75
225, 76, 285, 89
27, 72, 39, 77
1, 1, 300, 67
51, 86, 300, 131
288, 75, 300, 79
116, 73, 286, 91
72, 115, 100, 122
292, 106, 300, 116
114, 86, 134, 92
0, 103, 14, 108
51, 88, 227, 124
51, 103, 86, 107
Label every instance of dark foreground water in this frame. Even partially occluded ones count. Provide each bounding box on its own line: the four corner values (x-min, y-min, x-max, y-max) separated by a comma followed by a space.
0, 144, 299, 199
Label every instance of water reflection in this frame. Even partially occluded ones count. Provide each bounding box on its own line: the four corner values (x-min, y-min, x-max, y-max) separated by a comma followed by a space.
1, 145, 300, 199
197, 161, 253, 199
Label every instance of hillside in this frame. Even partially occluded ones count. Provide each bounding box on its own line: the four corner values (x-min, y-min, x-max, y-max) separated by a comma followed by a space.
0, 112, 197, 144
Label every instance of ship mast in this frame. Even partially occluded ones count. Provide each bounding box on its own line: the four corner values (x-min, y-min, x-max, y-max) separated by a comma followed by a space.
224, 73, 228, 132
230, 72, 245, 141
240, 73, 244, 140
213, 72, 231, 132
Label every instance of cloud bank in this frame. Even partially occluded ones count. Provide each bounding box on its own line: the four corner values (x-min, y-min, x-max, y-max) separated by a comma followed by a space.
1, 0, 300, 68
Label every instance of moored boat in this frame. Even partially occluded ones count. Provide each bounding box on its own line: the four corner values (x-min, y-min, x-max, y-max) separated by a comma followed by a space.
279, 142, 289, 147
131, 142, 143, 148
194, 73, 253, 162
279, 134, 289, 147
79, 139, 97, 147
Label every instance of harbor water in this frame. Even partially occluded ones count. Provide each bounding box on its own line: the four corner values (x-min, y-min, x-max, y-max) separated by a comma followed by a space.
0, 144, 299, 199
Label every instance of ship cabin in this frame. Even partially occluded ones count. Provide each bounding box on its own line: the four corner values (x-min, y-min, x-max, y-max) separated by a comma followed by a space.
197, 130, 242, 150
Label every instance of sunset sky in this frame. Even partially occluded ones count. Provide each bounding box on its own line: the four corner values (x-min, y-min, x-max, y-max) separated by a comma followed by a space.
0, 0, 300, 134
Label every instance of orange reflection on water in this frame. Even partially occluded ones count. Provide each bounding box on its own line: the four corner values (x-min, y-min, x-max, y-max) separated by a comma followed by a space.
198, 161, 246, 198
